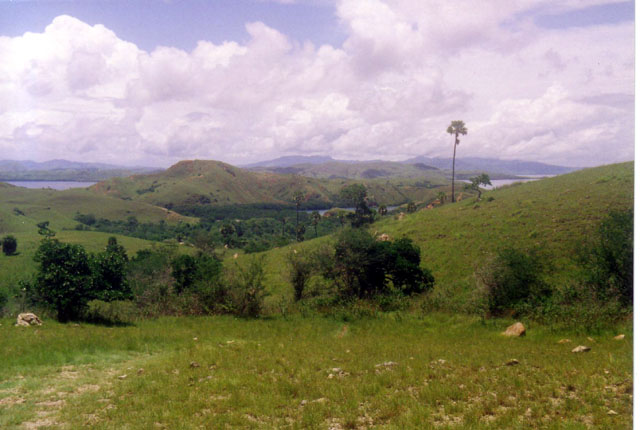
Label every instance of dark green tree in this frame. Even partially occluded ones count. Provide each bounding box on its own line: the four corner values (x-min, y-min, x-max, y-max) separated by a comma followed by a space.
1, 235, 17, 256
340, 184, 373, 227
293, 190, 306, 226
310, 211, 321, 238
446, 120, 468, 203
406, 201, 417, 213
465, 173, 492, 200
295, 224, 306, 242
91, 237, 131, 302
37, 221, 55, 237
220, 223, 236, 247
32, 239, 94, 321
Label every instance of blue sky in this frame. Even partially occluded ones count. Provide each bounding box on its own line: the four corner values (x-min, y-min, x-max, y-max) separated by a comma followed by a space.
0, 0, 634, 167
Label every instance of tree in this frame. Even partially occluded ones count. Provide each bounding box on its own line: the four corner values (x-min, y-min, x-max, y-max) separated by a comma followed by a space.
295, 224, 306, 242
293, 190, 306, 226
378, 205, 388, 216
324, 229, 434, 299
407, 201, 417, 213
310, 211, 321, 238
32, 239, 94, 321
37, 221, 55, 237
91, 237, 131, 302
437, 191, 447, 205
220, 223, 236, 247
465, 173, 492, 200
1, 235, 17, 256
446, 120, 468, 203
340, 184, 374, 227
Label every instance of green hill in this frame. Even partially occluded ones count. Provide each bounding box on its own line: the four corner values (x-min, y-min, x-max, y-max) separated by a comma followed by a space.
89, 159, 453, 209
249, 162, 633, 306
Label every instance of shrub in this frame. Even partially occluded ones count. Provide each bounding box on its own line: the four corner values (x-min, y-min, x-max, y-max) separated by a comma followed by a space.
323, 229, 433, 299
477, 247, 550, 316
579, 209, 633, 307
127, 247, 176, 316
287, 250, 314, 301
226, 257, 268, 318
91, 237, 131, 302
1, 235, 17, 256
32, 239, 94, 321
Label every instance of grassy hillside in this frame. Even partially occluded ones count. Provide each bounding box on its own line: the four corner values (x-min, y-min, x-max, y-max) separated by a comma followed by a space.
0, 315, 632, 429
89, 160, 454, 209
0, 183, 194, 234
249, 162, 633, 304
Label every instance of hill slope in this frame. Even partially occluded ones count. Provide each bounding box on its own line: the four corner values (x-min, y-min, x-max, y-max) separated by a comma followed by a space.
251, 162, 633, 304
90, 159, 453, 209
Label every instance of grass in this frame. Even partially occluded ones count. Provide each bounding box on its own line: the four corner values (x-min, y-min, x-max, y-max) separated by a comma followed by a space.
0, 314, 632, 429
244, 163, 633, 308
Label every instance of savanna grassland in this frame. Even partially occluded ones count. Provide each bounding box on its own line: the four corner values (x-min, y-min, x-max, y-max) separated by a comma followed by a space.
0, 162, 634, 429
0, 315, 632, 429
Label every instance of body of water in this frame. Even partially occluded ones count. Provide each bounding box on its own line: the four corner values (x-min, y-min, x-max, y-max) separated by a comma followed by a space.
463, 176, 551, 190
305, 205, 399, 216
5, 181, 97, 190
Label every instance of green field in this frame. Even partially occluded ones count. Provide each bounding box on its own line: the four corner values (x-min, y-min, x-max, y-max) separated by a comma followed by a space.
0, 162, 633, 429
0, 315, 632, 429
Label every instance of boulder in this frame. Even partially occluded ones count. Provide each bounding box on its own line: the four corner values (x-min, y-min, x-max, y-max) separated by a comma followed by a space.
15, 313, 42, 327
502, 322, 526, 337
572, 345, 591, 353
613, 334, 625, 341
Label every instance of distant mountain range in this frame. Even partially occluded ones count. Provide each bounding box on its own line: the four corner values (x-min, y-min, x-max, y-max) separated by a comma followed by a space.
247, 155, 578, 177
0, 159, 159, 181
402, 156, 577, 176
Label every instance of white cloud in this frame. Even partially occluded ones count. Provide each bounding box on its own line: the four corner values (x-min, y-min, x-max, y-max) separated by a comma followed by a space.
0, 2, 633, 167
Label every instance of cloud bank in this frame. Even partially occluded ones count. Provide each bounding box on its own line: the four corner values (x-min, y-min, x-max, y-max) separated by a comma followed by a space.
0, 0, 633, 167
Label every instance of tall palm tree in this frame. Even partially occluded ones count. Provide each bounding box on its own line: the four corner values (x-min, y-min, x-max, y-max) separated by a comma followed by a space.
446, 120, 468, 203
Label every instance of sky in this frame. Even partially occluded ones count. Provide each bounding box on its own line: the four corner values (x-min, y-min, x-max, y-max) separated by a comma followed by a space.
0, 0, 634, 168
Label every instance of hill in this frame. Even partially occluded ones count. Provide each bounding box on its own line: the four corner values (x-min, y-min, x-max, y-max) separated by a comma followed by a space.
249, 160, 448, 180
89, 159, 454, 210
404, 156, 577, 176
248, 162, 633, 306
0, 159, 159, 181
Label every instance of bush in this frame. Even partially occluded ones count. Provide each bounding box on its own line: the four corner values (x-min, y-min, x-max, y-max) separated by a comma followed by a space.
324, 229, 433, 299
32, 239, 94, 321
91, 237, 131, 302
579, 209, 633, 307
477, 247, 550, 316
287, 249, 314, 301
226, 257, 268, 318
1, 235, 17, 256
127, 247, 176, 317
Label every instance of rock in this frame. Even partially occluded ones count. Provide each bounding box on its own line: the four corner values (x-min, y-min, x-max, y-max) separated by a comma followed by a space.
15, 313, 42, 327
376, 234, 391, 242
613, 334, 625, 340
374, 361, 398, 373
504, 359, 519, 366
557, 339, 571, 344
502, 322, 526, 337
572, 345, 591, 353
190, 361, 200, 368
587, 337, 596, 342
118, 374, 128, 380
137, 368, 145, 375
607, 410, 618, 415
327, 368, 349, 379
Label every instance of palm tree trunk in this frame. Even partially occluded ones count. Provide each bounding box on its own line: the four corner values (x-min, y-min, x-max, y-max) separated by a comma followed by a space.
451, 134, 458, 203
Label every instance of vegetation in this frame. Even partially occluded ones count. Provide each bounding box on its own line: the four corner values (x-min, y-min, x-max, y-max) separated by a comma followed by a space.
28, 237, 132, 321
317, 229, 433, 299
0, 315, 632, 429
1, 235, 17, 256
465, 173, 492, 200
446, 120, 468, 203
